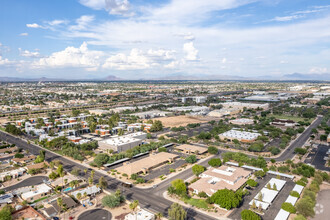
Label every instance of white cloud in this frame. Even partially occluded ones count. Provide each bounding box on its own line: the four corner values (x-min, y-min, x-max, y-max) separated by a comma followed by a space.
309, 67, 328, 73
183, 42, 199, 61
79, 0, 132, 16
0, 56, 11, 65
271, 15, 303, 22
19, 48, 41, 58
69, 15, 95, 31
47, 19, 67, 26
19, 33, 28, 36
79, 0, 105, 10
103, 48, 176, 70
221, 58, 227, 64
33, 42, 103, 70
26, 23, 43, 28
105, 0, 131, 16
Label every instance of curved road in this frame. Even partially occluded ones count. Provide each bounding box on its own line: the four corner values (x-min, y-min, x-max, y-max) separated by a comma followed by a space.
0, 116, 323, 220
2, 175, 48, 192
78, 209, 112, 220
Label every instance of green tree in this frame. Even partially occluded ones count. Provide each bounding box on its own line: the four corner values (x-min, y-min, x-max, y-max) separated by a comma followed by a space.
150, 120, 163, 132
129, 200, 139, 214
168, 203, 186, 220
208, 146, 218, 154
171, 179, 187, 196
241, 209, 261, 220
192, 164, 205, 176
99, 176, 108, 189
208, 158, 222, 167
102, 195, 121, 208
296, 197, 315, 217
185, 155, 197, 164
0, 205, 13, 220
94, 153, 110, 167
210, 189, 242, 210
246, 179, 258, 187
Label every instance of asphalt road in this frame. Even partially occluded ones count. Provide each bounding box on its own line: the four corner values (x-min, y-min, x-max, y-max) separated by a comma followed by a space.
272, 116, 323, 162
2, 175, 48, 192
0, 131, 218, 220
78, 209, 112, 220
0, 116, 322, 220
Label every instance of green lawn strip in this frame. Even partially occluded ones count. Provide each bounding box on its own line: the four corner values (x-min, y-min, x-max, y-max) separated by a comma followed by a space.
270, 114, 313, 123
183, 197, 209, 209
30, 195, 50, 204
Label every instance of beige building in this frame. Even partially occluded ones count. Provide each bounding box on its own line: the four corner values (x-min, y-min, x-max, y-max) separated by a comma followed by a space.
176, 144, 208, 155
116, 152, 178, 175
189, 166, 251, 196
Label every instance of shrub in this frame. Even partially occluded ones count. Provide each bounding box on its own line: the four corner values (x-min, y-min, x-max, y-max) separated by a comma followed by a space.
135, 178, 145, 184
295, 148, 307, 155
192, 164, 205, 176
271, 147, 281, 155
296, 197, 315, 217
197, 191, 208, 198
281, 202, 296, 213
130, 173, 138, 180
241, 209, 261, 220
208, 146, 218, 154
290, 191, 300, 198
208, 158, 222, 167
295, 180, 307, 186
246, 179, 258, 187
185, 155, 197, 164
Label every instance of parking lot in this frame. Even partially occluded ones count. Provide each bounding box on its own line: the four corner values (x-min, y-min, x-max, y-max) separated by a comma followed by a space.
304, 144, 330, 172
229, 174, 295, 220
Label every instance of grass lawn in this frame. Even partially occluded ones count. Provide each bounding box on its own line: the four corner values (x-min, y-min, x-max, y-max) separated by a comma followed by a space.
270, 114, 314, 123
183, 197, 209, 209
0, 127, 5, 131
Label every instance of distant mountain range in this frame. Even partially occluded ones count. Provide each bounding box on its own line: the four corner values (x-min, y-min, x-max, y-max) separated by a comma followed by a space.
0, 73, 328, 82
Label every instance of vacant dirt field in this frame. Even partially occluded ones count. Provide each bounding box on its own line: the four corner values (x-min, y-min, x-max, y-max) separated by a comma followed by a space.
155, 115, 212, 127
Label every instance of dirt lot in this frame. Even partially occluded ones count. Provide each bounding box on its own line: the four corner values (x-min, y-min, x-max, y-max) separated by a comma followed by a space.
155, 115, 213, 128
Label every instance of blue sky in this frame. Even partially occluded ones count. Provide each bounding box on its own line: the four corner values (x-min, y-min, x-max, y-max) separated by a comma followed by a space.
0, 0, 330, 79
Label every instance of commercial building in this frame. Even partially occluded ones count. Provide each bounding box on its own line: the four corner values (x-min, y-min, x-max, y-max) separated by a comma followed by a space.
98, 132, 147, 152
181, 96, 207, 103
207, 108, 240, 117
176, 144, 208, 155
271, 119, 297, 128
116, 152, 178, 175
131, 110, 169, 119
221, 102, 269, 110
219, 129, 261, 143
229, 118, 254, 125
167, 106, 209, 113
21, 183, 52, 202
189, 166, 251, 196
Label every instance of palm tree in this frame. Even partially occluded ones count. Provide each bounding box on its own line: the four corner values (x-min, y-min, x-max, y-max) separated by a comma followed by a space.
76, 193, 82, 200
57, 197, 63, 217
156, 212, 163, 220
129, 200, 139, 219
91, 170, 95, 180
84, 169, 87, 176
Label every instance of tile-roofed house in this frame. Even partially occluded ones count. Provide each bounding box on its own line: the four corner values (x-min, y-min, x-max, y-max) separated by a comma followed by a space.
189, 165, 251, 196
12, 155, 36, 165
